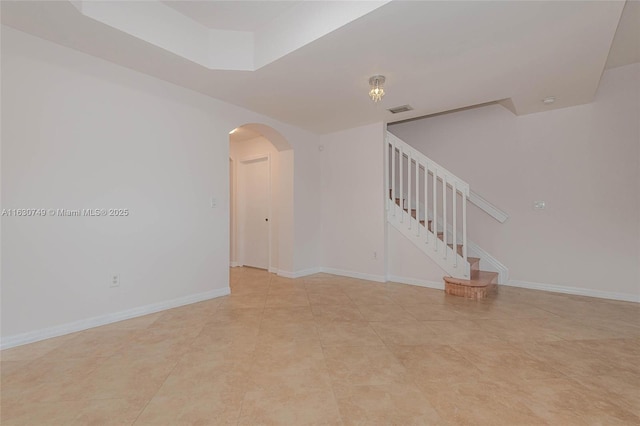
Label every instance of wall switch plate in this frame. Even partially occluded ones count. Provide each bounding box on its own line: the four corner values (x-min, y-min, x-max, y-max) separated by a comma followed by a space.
110, 273, 120, 288
533, 201, 546, 210
211, 198, 217, 208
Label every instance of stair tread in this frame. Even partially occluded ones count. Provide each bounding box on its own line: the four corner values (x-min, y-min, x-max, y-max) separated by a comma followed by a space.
444, 271, 498, 287
447, 243, 464, 257
467, 256, 480, 265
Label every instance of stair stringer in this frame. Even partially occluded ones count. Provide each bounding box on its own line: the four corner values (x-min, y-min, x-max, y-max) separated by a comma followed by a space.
466, 241, 509, 284
387, 199, 470, 279
428, 215, 509, 285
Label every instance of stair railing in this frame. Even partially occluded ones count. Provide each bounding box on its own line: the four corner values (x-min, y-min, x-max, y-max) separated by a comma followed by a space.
386, 131, 470, 278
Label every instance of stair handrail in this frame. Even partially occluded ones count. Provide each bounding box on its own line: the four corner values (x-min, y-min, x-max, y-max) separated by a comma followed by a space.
386, 132, 508, 223
386, 131, 470, 278
387, 132, 470, 197
468, 190, 509, 223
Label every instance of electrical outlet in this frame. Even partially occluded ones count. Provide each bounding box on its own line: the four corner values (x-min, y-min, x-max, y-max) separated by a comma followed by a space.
373, 251, 377, 259
110, 273, 120, 288
211, 197, 217, 208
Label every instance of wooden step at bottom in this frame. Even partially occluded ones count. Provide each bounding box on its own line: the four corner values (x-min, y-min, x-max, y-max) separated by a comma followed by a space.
467, 256, 481, 271
443, 271, 498, 300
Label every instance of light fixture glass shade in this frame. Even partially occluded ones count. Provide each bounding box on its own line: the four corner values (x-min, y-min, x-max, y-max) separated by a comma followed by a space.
369, 75, 385, 102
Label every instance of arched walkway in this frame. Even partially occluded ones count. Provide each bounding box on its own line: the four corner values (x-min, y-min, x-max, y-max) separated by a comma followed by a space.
229, 124, 294, 274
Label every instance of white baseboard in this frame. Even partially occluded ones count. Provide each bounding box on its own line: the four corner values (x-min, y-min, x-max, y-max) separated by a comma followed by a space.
0, 287, 231, 350
276, 267, 431, 287
297, 267, 323, 278
230, 261, 240, 267
386, 275, 444, 290
234, 265, 384, 282
505, 280, 639, 303
277, 267, 323, 279
320, 267, 386, 283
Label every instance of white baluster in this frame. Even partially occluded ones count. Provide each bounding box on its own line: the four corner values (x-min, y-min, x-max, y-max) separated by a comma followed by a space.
443, 175, 447, 260
407, 156, 412, 230
399, 149, 403, 223
415, 160, 420, 236
462, 188, 468, 276
385, 142, 389, 211
391, 145, 396, 216
424, 163, 429, 243
452, 181, 457, 267
432, 169, 437, 251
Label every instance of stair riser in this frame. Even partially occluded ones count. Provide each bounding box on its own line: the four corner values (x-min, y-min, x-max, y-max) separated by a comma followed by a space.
467, 257, 481, 272
444, 282, 497, 299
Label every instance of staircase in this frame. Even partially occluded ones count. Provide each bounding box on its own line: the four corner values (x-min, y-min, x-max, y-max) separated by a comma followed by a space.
385, 131, 498, 299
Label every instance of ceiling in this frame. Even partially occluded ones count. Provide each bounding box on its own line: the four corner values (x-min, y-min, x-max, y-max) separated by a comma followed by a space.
605, 0, 640, 70
162, 1, 301, 32
2, 1, 637, 135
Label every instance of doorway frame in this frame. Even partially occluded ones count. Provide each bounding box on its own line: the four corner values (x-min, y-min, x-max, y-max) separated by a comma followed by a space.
236, 153, 272, 270
229, 157, 238, 267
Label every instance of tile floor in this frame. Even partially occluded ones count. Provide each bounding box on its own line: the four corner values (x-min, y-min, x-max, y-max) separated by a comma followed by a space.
1, 267, 639, 425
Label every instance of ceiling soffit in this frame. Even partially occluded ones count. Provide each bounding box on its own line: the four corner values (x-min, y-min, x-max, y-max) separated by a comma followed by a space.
71, 0, 390, 71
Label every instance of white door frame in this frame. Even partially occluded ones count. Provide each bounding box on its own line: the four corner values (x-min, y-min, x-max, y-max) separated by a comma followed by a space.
229, 157, 238, 267
237, 153, 271, 270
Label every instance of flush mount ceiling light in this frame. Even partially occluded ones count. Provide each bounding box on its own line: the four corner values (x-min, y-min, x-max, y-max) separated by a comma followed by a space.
369, 75, 385, 102
542, 96, 556, 104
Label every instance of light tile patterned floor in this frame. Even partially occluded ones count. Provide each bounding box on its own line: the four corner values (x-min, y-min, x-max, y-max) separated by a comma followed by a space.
1, 267, 639, 425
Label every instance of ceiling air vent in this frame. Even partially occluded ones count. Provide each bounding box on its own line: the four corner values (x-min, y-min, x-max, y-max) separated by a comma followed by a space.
388, 104, 413, 114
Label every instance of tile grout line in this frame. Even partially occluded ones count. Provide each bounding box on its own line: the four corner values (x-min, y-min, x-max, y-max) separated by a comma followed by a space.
129, 358, 181, 425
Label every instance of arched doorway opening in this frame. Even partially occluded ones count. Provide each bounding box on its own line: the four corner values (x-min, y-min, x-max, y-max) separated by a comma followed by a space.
229, 124, 294, 274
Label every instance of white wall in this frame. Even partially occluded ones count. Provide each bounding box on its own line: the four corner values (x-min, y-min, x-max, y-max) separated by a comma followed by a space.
389, 63, 640, 300
1, 26, 321, 345
386, 224, 447, 287
293, 139, 322, 275
320, 122, 386, 281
